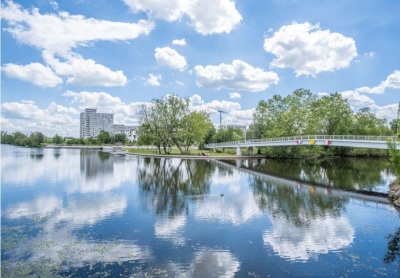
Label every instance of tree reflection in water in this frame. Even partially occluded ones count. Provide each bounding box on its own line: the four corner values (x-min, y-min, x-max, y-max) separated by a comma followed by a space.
249, 175, 345, 227
137, 157, 215, 217
235, 157, 390, 192
384, 226, 400, 264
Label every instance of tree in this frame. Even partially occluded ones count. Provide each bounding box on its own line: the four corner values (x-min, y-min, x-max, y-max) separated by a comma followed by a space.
308, 92, 353, 135
138, 95, 212, 154
174, 111, 212, 154
97, 130, 111, 144
114, 133, 127, 144
212, 126, 245, 143
353, 107, 391, 135
52, 134, 64, 144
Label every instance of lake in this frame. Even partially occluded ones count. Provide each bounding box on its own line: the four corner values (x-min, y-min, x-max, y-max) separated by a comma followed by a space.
1, 145, 399, 277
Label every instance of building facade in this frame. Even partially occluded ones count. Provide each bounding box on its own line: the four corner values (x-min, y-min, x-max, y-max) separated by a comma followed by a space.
80, 108, 114, 139
113, 125, 138, 142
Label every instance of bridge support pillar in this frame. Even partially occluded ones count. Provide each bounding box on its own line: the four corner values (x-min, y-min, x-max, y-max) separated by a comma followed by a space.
213, 148, 216, 153
248, 147, 254, 156
236, 146, 242, 156
236, 159, 241, 168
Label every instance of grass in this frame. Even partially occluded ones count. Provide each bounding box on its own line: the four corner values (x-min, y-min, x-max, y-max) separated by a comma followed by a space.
125, 147, 237, 157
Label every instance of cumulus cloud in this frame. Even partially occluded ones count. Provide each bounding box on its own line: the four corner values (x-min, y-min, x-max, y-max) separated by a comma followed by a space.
229, 92, 241, 99
63, 90, 149, 126
339, 90, 375, 107
264, 22, 358, 77
145, 73, 162, 86
155, 47, 187, 71
123, 0, 242, 35
1, 100, 79, 136
356, 70, 400, 94
2, 62, 62, 88
1, 0, 154, 56
43, 51, 127, 86
1, 1, 152, 87
336, 70, 400, 120
190, 97, 241, 114
194, 60, 279, 92
172, 38, 186, 46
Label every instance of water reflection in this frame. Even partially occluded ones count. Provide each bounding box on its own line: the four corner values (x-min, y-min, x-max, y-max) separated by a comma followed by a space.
137, 158, 214, 217
231, 157, 393, 193
247, 168, 354, 261
2, 146, 399, 277
264, 215, 354, 261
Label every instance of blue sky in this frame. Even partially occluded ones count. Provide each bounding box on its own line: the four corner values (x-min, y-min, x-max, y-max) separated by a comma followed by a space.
1, 0, 399, 137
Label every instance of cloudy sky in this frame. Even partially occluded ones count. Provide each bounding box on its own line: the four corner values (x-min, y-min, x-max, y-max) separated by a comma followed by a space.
1, 0, 399, 137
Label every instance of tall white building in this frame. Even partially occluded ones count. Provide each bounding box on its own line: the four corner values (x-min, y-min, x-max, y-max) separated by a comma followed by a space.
80, 108, 114, 139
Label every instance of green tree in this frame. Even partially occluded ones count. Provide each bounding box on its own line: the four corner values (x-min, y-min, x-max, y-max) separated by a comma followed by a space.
114, 133, 127, 144
97, 130, 111, 144
174, 111, 212, 154
212, 126, 245, 143
308, 92, 353, 135
353, 107, 391, 135
138, 95, 212, 154
52, 134, 64, 144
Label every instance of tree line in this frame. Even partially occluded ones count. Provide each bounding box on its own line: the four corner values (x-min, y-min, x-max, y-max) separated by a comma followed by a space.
0, 130, 128, 147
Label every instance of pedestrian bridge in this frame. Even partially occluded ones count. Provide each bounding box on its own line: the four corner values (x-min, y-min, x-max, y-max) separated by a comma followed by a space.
205, 135, 399, 155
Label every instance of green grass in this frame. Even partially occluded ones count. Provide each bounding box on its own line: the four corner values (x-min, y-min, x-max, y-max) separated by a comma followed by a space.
126, 147, 237, 156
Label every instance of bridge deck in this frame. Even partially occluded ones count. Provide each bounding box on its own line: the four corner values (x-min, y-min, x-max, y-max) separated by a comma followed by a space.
205, 135, 398, 150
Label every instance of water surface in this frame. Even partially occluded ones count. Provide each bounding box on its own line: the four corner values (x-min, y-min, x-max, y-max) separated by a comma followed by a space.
1, 145, 399, 277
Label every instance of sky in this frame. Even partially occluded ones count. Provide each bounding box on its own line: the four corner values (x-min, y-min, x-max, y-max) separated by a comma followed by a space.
1, 0, 399, 137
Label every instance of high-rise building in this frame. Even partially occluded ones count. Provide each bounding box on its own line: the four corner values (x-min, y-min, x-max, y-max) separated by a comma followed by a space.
80, 108, 114, 139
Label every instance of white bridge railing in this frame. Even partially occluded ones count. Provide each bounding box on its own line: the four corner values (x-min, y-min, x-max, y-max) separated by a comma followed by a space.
205, 135, 397, 149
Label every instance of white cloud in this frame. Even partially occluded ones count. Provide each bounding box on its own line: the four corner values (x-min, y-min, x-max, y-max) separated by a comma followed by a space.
339, 90, 375, 107
123, 0, 241, 35
145, 73, 162, 86
229, 92, 241, 99
264, 22, 358, 77
154, 215, 186, 245
63, 90, 150, 126
43, 51, 127, 86
1, 100, 79, 136
188, 251, 240, 277
371, 103, 399, 119
172, 38, 186, 46
264, 215, 354, 261
2, 62, 62, 88
189, 94, 204, 105
190, 97, 241, 114
1, 0, 154, 56
194, 60, 279, 92
155, 47, 187, 71
356, 70, 400, 94
195, 192, 262, 225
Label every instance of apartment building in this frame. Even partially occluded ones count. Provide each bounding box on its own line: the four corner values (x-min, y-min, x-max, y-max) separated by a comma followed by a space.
80, 108, 114, 139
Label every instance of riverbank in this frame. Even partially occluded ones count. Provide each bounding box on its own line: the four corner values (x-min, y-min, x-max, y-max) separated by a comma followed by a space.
389, 182, 400, 207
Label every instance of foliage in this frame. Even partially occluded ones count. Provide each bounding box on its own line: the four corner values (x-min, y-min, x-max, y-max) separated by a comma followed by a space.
97, 130, 111, 144
212, 125, 245, 143
52, 134, 64, 144
1, 131, 45, 147
137, 95, 213, 154
251, 89, 396, 158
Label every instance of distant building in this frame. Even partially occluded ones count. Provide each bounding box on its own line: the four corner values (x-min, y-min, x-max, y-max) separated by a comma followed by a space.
80, 108, 114, 139
80, 108, 139, 141
227, 125, 247, 133
113, 125, 138, 142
